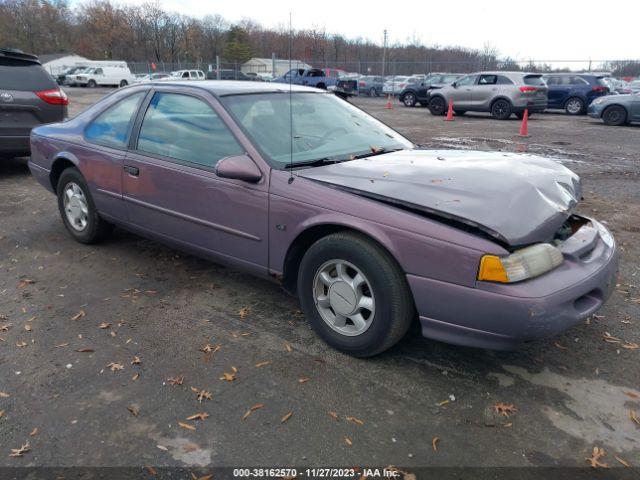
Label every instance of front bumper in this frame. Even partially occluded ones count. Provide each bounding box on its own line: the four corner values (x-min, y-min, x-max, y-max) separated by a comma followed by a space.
588, 103, 605, 118
409, 220, 618, 349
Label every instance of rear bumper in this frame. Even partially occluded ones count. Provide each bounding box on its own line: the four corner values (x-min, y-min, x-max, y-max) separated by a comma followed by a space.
0, 136, 30, 156
408, 221, 618, 350
513, 101, 547, 113
28, 160, 54, 193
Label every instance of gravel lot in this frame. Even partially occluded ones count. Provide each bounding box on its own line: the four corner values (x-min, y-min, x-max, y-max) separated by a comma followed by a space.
1, 87, 639, 474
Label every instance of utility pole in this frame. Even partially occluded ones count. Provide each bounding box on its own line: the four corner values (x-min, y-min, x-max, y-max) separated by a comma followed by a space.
381, 29, 388, 77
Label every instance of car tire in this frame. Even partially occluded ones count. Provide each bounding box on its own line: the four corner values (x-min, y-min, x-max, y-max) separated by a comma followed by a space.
119, 80, 128, 87
87, 80, 97, 88
565, 97, 585, 115
297, 231, 414, 357
491, 99, 512, 120
428, 96, 447, 116
602, 105, 627, 126
402, 92, 417, 107
369, 87, 377, 97
57, 167, 114, 244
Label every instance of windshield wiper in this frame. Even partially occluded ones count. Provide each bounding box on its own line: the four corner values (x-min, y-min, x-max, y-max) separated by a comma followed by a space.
284, 157, 348, 169
351, 147, 404, 160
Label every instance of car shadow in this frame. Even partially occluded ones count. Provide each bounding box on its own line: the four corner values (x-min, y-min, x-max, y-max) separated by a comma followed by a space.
0, 156, 31, 177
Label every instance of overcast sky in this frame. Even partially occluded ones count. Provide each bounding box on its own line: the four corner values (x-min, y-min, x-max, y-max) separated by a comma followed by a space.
121, 0, 638, 64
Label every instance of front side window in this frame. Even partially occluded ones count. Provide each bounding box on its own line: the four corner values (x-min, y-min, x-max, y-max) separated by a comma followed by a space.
137, 92, 244, 169
455, 75, 477, 87
84, 92, 146, 149
223, 92, 413, 168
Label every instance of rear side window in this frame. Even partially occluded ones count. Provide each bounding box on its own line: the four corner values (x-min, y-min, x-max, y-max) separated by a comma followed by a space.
523, 75, 546, 86
569, 76, 588, 85
497, 76, 514, 85
136, 92, 244, 169
84, 92, 146, 149
0, 59, 56, 90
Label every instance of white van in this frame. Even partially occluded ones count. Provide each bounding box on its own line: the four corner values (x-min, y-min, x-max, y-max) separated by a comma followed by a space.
71, 65, 136, 88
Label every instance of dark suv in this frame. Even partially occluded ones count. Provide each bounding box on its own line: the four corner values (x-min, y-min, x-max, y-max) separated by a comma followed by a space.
399, 73, 463, 107
542, 73, 610, 115
1, 48, 67, 158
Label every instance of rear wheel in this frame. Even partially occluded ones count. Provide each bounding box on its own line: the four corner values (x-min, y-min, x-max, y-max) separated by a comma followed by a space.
428, 96, 447, 116
402, 92, 417, 107
87, 80, 97, 88
491, 99, 512, 120
119, 80, 128, 87
369, 87, 377, 97
57, 167, 113, 244
297, 232, 414, 357
565, 97, 585, 115
602, 105, 627, 126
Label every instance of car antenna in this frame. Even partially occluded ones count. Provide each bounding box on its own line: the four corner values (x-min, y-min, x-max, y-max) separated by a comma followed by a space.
287, 11, 295, 184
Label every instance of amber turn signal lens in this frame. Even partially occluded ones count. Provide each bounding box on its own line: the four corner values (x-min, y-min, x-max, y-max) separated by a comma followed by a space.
478, 255, 509, 283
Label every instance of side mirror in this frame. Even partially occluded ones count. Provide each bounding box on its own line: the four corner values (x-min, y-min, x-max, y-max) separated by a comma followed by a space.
452, 82, 457, 88
216, 154, 262, 183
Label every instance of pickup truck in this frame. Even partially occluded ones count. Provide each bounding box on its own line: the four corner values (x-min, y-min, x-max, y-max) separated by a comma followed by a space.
274, 68, 357, 99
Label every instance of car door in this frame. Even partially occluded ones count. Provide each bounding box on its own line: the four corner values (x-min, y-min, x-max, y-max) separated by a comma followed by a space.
122, 88, 270, 270
546, 75, 569, 108
631, 93, 640, 121
94, 68, 105, 86
472, 74, 499, 108
449, 75, 476, 107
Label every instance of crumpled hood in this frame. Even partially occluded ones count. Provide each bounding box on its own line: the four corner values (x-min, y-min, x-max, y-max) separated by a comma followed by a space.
298, 149, 581, 246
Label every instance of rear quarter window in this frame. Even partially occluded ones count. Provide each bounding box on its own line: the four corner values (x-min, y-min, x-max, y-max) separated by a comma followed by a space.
84, 92, 146, 149
0, 59, 56, 90
523, 75, 546, 86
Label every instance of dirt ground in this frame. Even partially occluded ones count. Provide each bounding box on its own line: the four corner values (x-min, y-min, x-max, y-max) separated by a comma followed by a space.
0, 88, 639, 475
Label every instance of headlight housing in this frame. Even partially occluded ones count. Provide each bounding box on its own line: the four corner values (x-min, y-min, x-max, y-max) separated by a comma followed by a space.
478, 243, 563, 283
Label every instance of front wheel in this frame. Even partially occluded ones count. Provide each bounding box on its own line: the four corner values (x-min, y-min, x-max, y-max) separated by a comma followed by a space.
565, 97, 585, 115
602, 105, 627, 126
57, 167, 113, 244
491, 99, 512, 120
297, 232, 414, 357
428, 96, 447, 116
402, 92, 417, 107
87, 80, 97, 88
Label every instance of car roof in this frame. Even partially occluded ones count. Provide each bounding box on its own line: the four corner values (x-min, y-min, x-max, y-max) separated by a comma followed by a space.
0, 48, 40, 64
145, 80, 323, 96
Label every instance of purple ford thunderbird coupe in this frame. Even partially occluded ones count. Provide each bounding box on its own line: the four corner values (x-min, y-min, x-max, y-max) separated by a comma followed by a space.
28, 81, 618, 356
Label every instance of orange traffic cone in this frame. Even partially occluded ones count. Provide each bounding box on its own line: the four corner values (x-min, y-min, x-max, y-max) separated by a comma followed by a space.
444, 99, 454, 121
385, 94, 393, 109
518, 109, 530, 137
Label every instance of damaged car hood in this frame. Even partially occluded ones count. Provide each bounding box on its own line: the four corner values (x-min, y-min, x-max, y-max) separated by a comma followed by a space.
298, 149, 581, 246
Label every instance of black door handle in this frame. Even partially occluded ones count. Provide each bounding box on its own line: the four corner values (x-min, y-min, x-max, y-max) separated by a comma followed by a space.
124, 165, 139, 176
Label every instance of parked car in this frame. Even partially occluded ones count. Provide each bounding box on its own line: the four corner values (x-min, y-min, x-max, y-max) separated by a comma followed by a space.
273, 68, 357, 98
0, 48, 67, 159
133, 73, 170, 83
399, 73, 464, 107
164, 70, 206, 81
382, 76, 410, 95
588, 92, 640, 126
630, 80, 640, 93
358, 76, 385, 96
27, 81, 617, 356
71, 65, 135, 88
56, 66, 86, 85
542, 73, 610, 115
428, 72, 548, 120
206, 69, 251, 81
602, 78, 632, 95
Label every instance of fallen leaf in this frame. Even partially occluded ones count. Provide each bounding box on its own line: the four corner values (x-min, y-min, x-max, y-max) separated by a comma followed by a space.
16, 341, 27, 348
284, 342, 292, 352
346, 416, 364, 426
191, 387, 212, 403
220, 370, 236, 382
18, 279, 35, 288
55, 343, 69, 348
131, 356, 141, 365
183, 443, 199, 453
0, 324, 10, 332
168, 375, 184, 386
131, 373, 140, 381
624, 391, 639, 399
432, 437, 439, 452
127, 405, 139, 417
98, 322, 111, 329
328, 411, 339, 421
298, 377, 310, 384
71, 310, 86, 321
9, 442, 30, 457
0, 410, 4, 418
615, 455, 630, 467
622, 342, 639, 350
281, 411, 293, 423
187, 412, 210, 421
602, 332, 621, 344
24, 325, 32, 332
586, 446, 608, 468
106, 362, 124, 372
0, 392, 9, 398
554, 342, 568, 350
145, 466, 158, 475
179, 421, 196, 431
29, 428, 38, 437
242, 403, 265, 420
238, 307, 250, 318
493, 402, 518, 417
344, 436, 352, 446
156, 445, 168, 451
630, 410, 640, 426
75, 348, 94, 353
199, 344, 220, 354
255, 361, 271, 368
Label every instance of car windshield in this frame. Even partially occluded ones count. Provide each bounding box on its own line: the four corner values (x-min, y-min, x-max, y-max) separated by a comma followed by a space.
222, 92, 413, 168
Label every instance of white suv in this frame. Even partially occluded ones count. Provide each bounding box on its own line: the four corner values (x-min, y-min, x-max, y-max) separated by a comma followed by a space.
163, 70, 206, 81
